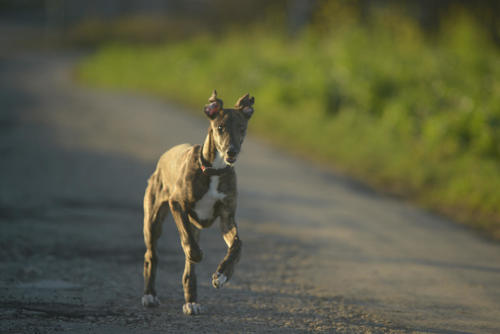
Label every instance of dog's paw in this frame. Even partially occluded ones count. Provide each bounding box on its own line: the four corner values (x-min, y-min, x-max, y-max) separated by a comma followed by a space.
212, 272, 227, 289
142, 294, 160, 307
183, 302, 202, 315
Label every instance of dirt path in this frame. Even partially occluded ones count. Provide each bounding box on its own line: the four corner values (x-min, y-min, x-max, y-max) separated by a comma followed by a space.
1, 52, 499, 334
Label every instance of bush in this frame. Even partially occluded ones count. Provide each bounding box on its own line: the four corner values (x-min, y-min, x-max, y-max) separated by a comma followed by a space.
78, 11, 500, 238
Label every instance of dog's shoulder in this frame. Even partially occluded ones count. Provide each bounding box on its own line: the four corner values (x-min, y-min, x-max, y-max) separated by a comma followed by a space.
158, 143, 192, 165
155, 143, 196, 182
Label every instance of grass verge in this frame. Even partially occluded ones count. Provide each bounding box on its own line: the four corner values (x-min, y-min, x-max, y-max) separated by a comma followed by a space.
77, 14, 500, 239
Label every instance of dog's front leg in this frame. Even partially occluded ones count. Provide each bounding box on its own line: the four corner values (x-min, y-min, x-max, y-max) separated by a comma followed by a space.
212, 212, 242, 289
169, 200, 203, 263
182, 230, 202, 315
170, 200, 203, 315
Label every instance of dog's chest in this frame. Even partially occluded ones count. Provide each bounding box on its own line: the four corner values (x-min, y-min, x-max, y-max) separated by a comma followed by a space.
193, 176, 226, 220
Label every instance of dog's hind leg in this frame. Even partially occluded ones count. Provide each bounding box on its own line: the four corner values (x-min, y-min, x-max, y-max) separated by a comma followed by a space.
142, 173, 169, 307
182, 228, 202, 315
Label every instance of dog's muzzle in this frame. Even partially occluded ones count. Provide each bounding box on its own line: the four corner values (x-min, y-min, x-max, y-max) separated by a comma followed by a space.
226, 148, 238, 165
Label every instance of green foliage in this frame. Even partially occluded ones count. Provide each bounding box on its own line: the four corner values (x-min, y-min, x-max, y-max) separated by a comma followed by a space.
78, 12, 500, 238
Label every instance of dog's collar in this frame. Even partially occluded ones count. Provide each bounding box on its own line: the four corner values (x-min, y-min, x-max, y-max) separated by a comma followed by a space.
199, 145, 233, 176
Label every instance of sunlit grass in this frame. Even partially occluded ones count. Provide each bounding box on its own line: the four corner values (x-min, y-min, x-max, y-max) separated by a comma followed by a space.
77, 13, 500, 238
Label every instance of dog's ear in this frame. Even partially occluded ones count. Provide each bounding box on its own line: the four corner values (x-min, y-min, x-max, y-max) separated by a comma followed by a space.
204, 89, 223, 119
235, 93, 255, 119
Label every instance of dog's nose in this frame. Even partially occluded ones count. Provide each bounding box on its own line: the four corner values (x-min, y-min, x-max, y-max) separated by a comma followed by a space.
227, 148, 238, 158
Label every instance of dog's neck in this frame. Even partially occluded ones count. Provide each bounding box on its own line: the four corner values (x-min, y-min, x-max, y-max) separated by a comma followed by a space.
201, 128, 227, 169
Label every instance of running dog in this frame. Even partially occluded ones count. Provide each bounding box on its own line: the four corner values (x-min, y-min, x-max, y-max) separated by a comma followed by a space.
142, 90, 254, 315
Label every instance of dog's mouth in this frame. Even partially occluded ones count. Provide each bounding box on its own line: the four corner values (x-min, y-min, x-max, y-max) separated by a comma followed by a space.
225, 157, 237, 165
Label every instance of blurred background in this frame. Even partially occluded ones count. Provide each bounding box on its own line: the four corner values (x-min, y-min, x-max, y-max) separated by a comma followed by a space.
2, 0, 499, 237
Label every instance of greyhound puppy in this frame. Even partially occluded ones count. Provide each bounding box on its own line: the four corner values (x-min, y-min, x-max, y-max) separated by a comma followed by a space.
142, 90, 254, 315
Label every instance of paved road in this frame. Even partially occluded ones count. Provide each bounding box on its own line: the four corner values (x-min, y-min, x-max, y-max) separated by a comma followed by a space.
1, 51, 500, 333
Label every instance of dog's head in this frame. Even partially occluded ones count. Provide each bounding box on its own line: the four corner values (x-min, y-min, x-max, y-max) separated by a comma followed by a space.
203, 90, 254, 165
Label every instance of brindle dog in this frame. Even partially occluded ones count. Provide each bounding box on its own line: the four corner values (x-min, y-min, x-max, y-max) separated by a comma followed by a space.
142, 90, 254, 315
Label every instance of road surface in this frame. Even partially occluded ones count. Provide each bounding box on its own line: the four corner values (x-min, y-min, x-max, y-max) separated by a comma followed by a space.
1, 50, 500, 333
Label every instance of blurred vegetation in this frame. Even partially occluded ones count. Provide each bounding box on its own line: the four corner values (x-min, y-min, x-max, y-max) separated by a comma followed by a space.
77, 2, 500, 238
66, 15, 201, 46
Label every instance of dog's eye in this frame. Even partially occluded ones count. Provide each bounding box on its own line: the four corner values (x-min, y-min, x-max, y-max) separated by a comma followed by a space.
217, 125, 224, 133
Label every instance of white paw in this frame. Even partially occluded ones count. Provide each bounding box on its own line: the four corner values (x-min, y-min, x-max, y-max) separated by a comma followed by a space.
142, 294, 160, 307
212, 272, 227, 289
183, 302, 202, 315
